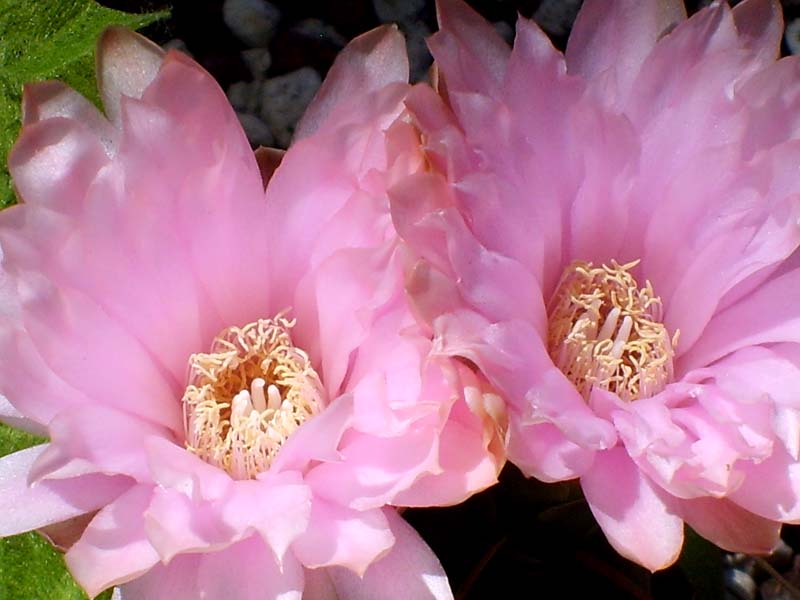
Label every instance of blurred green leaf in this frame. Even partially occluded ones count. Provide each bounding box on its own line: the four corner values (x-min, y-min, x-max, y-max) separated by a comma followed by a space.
0, 0, 168, 207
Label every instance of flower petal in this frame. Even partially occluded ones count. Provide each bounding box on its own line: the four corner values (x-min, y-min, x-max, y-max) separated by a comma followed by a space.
0, 445, 131, 537
327, 509, 453, 600
66, 485, 160, 598
291, 499, 394, 576
581, 447, 684, 571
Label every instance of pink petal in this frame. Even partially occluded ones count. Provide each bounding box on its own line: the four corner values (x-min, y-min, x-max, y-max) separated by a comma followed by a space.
29, 404, 171, 483
96, 27, 165, 125
0, 393, 45, 435
197, 536, 304, 600
291, 499, 394, 576
7, 117, 110, 210
145, 437, 232, 503
430, 0, 510, 95
506, 421, 595, 482
143, 486, 235, 562
296, 25, 408, 140
220, 472, 311, 562
117, 554, 201, 600
728, 444, 800, 522
678, 260, 800, 372
0, 445, 131, 537
673, 496, 780, 554
566, 0, 686, 107
327, 509, 453, 600
21, 81, 117, 153
65, 485, 160, 598
581, 447, 684, 571
732, 0, 783, 67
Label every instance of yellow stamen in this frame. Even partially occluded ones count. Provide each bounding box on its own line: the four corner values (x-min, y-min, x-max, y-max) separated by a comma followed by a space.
182, 317, 324, 479
547, 260, 677, 402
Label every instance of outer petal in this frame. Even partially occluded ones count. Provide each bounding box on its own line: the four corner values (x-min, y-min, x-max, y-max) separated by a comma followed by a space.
0, 445, 131, 537
197, 536, 304, 600
581, 447, 684, 571
673, 496, 780, 554
117, 554, 201, 600
96, 27, 165, 126
296, 25, 409, 140
327, 509, 453, 600
65, 485, 160, 598
566, 0, 686, 106
291, 499, 394, 576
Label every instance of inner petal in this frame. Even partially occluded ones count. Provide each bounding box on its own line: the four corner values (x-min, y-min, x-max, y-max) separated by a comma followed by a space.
182, 317, 325, 479
547, 260, 678, 402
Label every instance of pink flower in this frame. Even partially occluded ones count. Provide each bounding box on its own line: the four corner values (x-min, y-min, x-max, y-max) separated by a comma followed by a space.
0, 25, 502, 599
393, 0, 800, 570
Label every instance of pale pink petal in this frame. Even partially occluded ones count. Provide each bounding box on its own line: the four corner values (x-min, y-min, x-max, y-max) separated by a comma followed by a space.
7, 117, 110, 210
96, 27, 165, 126
732, 0, 783, 67
327, 509, 453, 600
292, 499, 394, 576
296, 25, 408, 140
430, 0, 510, 95
65, 485, 160, 598
29, 405, 171, 483
581, 448, 683, 571
729, 445, 800, 522
566, 0, 686, 107
0, 393, 45, 435
506, 421, 595, 483
21, 81, 117, 152
145, 437, 232, 502
143, 486, 235, 562
0, 445, 131, 537
221, 472, 311, 561
674, 496, 780, 554
118, 554, 201, 600
302, 568, 339, 600
197, 536, 304, 600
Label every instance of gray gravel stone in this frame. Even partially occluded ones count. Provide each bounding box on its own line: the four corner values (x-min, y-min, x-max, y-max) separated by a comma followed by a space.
724, 568, 757, 600
227, 80, 263, 114
533, 0, 581, 37
242, 47, 272, 79
237, 112, 275, 148
403, 21, 433, 83
260, 67, 322, 147
223, 0, 281, 48
372, 0, 426, 24
493, 21, 515, 46
291, 19, 347, 49
786, 18, 800, 55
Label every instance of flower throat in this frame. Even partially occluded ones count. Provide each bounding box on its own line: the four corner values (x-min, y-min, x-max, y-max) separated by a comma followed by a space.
547, 260, 678, 402
181, 317, 324, 479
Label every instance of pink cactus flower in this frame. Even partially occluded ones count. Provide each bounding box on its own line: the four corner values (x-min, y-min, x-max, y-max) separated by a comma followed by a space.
0, 24, 503, 599
393, 0, 800, 570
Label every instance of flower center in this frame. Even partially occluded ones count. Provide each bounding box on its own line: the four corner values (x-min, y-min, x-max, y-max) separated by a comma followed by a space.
182, 317, 324, 479
546, 260, 678, 402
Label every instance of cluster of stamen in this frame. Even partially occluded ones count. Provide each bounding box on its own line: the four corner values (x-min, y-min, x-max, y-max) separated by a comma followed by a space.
182, 317, 324, 480
546, 260, 678, 402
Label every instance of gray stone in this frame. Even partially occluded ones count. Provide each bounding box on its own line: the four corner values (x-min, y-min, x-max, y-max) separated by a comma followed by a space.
227, 80, 263, 114
242, 47, 272, 79
237, 112, 275, 148
724, 569, 757, 600
162, 38, 191, 56
260, 67, 322, 147
493, 21, 515, 46
786, 18, 800, 55
372, 0, 426, 24
533, 0, 581, 37
291, 19, 347, 49
223, 0, 280, 48
403, 21, 432, 83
